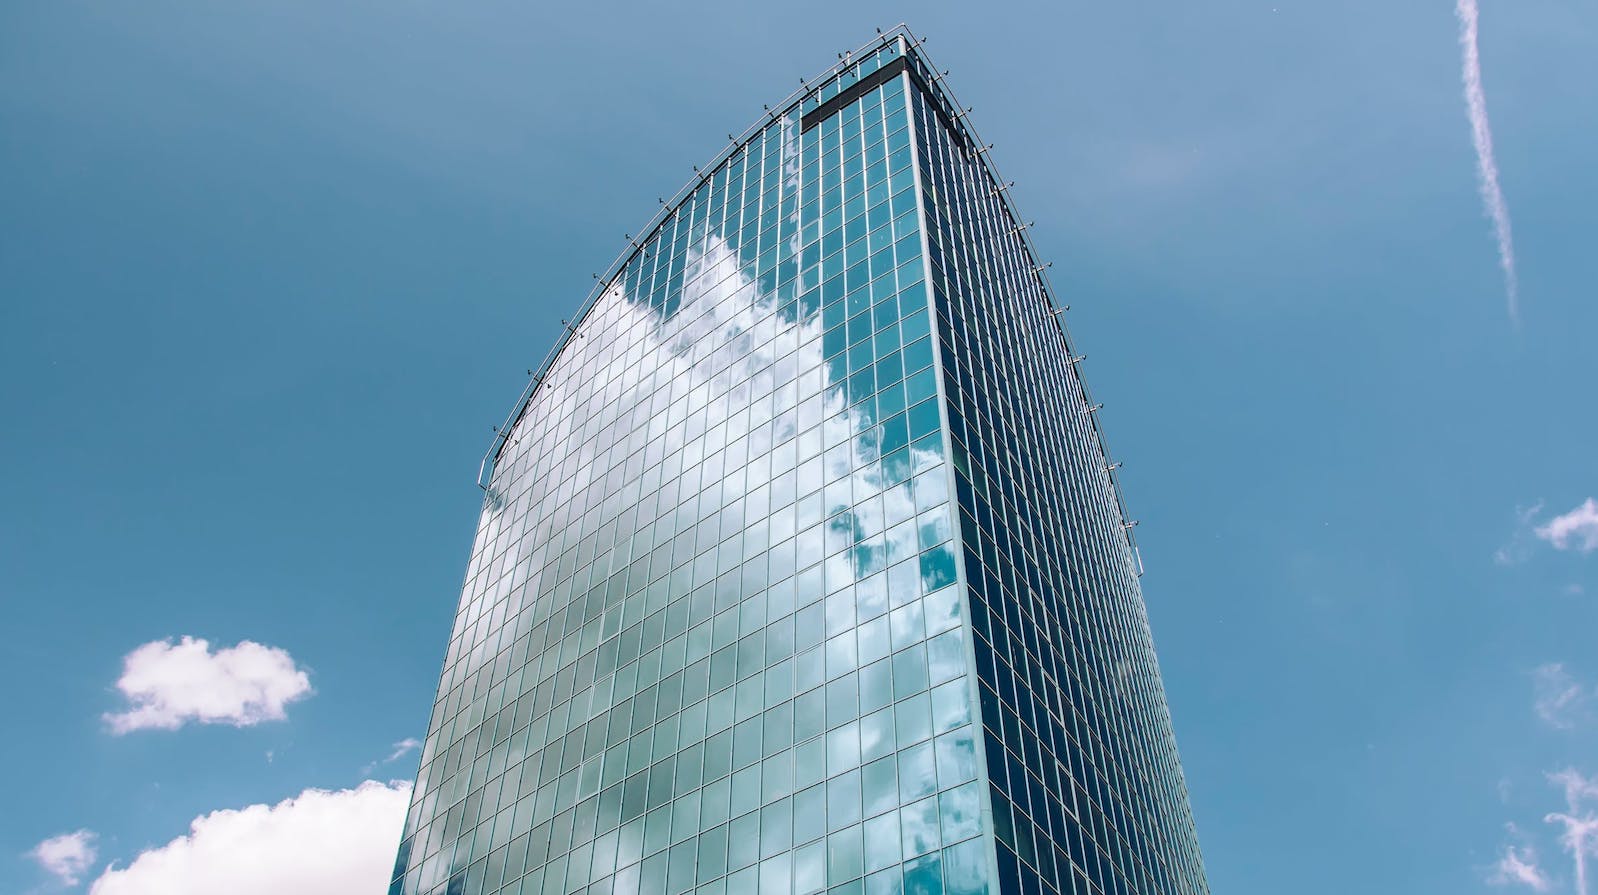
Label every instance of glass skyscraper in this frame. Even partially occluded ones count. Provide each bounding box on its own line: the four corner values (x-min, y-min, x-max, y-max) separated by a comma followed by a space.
391, 28, 1206, 895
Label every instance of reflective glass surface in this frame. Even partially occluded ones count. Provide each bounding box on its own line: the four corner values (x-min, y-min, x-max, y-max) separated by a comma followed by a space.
391, 37, 989, 895
392, 31, 1205, 895
903, 48, 1208, 895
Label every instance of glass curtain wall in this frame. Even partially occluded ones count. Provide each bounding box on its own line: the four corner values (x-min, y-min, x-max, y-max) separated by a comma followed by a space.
390, 35, 990, 895
903, 48, 1208, 895
389, 29, 1207, 895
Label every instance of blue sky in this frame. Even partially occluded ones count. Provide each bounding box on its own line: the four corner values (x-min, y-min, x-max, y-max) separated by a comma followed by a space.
2, 1, 1595, 893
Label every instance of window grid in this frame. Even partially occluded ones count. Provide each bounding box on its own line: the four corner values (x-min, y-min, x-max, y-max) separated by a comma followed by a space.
391, 40, 993, 895
906, 48, 1207, 895
391, 31, 1205, 895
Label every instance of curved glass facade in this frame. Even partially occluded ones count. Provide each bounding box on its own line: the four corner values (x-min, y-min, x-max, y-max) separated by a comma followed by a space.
390, 29, 1206, 895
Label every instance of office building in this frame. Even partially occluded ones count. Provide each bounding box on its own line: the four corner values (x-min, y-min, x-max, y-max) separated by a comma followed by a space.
390, 28, 1207, 895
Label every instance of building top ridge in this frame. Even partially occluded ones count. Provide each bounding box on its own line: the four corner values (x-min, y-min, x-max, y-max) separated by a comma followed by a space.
476, 30, 1135, 575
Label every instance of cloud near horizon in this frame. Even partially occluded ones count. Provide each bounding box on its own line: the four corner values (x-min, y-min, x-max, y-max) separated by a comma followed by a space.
30, 830, 99, 886
89, 781, 410, 895
104, 636, 313, 734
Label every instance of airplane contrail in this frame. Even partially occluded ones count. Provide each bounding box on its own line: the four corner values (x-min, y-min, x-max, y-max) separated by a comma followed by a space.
1455, 0, 1520, 323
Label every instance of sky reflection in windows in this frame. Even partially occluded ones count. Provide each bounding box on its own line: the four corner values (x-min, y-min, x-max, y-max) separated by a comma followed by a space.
391, 40, 984, 895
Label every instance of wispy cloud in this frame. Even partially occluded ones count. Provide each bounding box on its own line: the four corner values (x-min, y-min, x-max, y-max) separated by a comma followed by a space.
361, 737, 422, 775
1547, 770, 1598, 895
104, 637, 312, 734
1535, 664, 1591, 729
30, 830, 98, 886
1455, 0, 1520, 323
1536, 499, 1598, 554
1497, 501, 1547, 565
1491, 843, 1553, 891
384, 738, 421, 763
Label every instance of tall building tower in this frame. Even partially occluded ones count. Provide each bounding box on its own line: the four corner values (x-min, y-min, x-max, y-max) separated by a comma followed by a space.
391, 28, 1206, 895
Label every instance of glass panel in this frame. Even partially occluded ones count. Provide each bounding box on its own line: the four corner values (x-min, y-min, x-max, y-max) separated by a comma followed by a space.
392, 31, 1205, 895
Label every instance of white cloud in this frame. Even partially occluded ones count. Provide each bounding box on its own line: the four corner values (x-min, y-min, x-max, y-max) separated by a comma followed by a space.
1491, 844, 1552, 891
1535, 664, 1590, 729
1455, 0, 1520, 323
104, 636, 312, 734
30, 830, 98, 886
1553, 770, 1598, 806
1537, 499, 1598, 555
362, 738, 423, 775
1496, 502, 1545, 566
89, 781, 410, 895
384, 738, 421, 763
1546, 770, 1598, 895
465, 223, 954, 705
